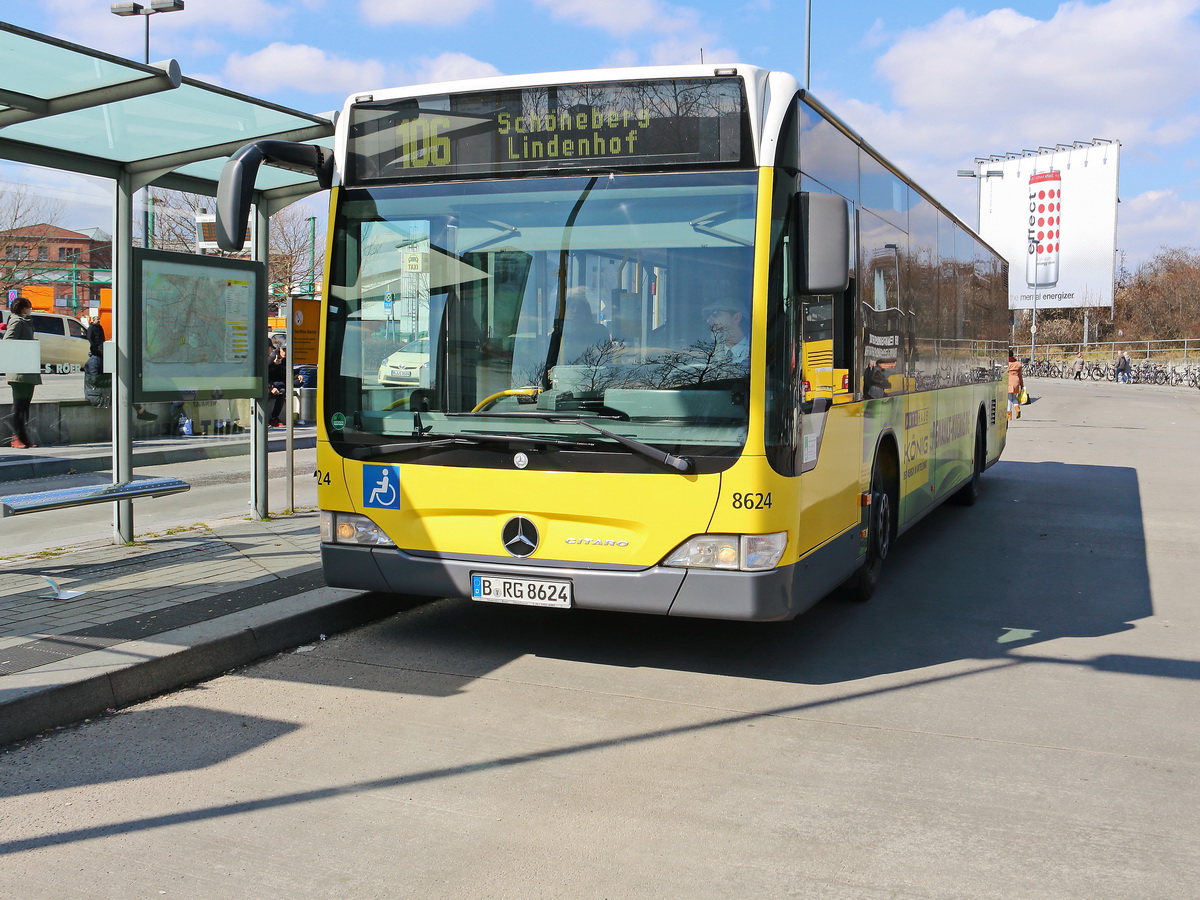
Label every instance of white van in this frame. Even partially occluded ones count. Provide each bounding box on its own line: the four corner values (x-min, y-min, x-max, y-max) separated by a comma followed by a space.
0, 309, 90, 373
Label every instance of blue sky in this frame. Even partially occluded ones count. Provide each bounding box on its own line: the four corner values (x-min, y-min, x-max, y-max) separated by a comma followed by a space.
4, 0, 1199, 268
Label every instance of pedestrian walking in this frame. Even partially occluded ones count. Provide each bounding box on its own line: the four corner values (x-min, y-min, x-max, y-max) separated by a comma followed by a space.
3, 296, 42, 448
1007, 350, 1024, 420
1114, 351, 1131, 384
1071, 351, 1085, 380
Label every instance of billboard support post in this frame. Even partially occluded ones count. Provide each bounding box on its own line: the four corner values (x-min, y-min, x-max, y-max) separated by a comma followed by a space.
1030, 289, 1038, 363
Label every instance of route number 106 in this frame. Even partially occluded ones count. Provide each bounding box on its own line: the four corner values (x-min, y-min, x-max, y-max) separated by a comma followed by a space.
396, 117, 451, 168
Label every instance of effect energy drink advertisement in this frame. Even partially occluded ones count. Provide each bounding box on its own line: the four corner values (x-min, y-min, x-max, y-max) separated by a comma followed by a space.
1026, 171, 1061, 287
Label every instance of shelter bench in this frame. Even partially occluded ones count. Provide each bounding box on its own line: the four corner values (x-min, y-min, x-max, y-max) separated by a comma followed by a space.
0, 476, 190, 517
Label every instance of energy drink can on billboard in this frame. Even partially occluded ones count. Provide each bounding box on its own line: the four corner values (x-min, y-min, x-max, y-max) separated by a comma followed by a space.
1026, 171, 1061, 287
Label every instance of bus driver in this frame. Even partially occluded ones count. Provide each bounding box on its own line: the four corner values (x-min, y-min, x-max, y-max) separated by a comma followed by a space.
704, 300, 750, 365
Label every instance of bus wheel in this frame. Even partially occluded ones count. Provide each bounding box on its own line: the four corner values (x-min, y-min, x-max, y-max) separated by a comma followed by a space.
845, 466, 892, 602
954, 421, 985, 506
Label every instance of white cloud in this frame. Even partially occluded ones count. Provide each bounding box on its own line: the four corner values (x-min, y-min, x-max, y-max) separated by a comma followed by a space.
187, 71, 228, 90
646, 36, 737, 67
0, 163, 112, 232
408, 52, 502, 85
42, 0, 295, 62
873, 0, 1200, 151
528, 0, 734, 66
861, 17, 890, 49
530, 0, 711, 42
529, 0, 669, 36
817, 1, 1200, 264
224, 43, 389, 97
360, 0, 492, 26
1118, 189, 1200, 260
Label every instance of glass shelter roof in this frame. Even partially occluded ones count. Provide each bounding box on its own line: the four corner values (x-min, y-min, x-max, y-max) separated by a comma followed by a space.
0, 22, 337, 539
0, 21, 333, 195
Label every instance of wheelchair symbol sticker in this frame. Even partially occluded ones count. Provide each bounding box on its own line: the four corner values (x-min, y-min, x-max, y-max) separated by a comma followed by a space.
363, 464, 401, 510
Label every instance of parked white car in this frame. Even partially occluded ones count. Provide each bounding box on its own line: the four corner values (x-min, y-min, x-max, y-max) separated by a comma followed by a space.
0, 309, 90, 373
377, 338, 431, 387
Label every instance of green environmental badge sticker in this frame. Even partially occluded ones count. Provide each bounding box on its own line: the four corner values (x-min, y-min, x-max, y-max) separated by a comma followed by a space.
331, 412, 346, 431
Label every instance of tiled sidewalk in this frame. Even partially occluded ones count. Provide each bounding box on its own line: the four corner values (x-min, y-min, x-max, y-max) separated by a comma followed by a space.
0, 511, 391, 746
0, 513, 319, 670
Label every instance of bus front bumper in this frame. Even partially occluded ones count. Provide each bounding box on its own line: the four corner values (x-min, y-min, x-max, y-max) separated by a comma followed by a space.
320, 543, 842, 622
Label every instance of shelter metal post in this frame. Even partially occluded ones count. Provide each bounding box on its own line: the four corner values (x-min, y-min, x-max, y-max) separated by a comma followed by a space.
251, 200, 270, 520
283, 295, 294, 513
112, 170, 136, 542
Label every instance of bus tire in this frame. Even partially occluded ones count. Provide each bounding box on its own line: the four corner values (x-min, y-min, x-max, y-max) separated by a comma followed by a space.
844, 461, 894, 603
953, 418, 985, 507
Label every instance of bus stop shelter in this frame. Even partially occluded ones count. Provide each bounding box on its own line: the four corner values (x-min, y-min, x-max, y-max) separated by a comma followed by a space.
0, 21, 333, 541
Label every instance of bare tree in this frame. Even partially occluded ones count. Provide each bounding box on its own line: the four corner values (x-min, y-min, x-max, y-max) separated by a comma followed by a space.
267, 202, 323, 312
0, 183, 68, 298
147, 187, 325, 313
1113, 247, 1200, 340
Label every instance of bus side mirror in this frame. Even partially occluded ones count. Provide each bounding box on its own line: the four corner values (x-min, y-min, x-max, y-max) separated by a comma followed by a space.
216, 140, 333, 251
797, 192, 850, 294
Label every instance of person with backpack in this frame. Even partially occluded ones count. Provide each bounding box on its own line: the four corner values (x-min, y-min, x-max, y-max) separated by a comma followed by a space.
82, 319, 157, 420
83, 318, 112, 409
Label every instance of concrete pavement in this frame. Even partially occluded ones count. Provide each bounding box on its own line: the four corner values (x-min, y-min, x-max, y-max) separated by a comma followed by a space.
2, 375, 1198, 898
3, 374, 1197, 758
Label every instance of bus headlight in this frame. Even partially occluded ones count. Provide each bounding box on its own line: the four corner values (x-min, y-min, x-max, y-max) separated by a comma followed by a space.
663, 533, 787, 571
320, 511, 395, 547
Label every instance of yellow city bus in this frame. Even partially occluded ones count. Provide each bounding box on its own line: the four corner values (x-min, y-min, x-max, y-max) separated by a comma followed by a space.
218, 65, 1009, 620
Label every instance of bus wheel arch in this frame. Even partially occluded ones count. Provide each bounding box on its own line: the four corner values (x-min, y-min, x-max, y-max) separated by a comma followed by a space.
953, 407, 988, 506
843, 434, 899, 602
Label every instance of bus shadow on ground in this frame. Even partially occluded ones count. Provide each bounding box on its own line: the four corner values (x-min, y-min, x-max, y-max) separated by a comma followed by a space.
254, 456, 1171, 694
0, 705, 299, 796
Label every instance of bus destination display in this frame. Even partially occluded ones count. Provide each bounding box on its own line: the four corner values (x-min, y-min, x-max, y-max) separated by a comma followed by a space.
347, 78, 748, 181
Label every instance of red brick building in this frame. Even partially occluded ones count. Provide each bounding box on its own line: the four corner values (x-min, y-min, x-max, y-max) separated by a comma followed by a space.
0, 224, 111, 314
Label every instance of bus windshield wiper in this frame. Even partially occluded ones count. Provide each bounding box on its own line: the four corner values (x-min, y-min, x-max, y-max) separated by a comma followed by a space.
448, 411, 693, 474
352, 430, 598, 460
689, 210, 752, 247
351, 437, 478, 460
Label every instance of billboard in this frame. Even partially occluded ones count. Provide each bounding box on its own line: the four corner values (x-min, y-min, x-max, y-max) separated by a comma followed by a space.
974, 140, 1119, 310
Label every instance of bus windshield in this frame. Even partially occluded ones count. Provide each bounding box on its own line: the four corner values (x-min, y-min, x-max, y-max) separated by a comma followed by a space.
326, 170, 758, 470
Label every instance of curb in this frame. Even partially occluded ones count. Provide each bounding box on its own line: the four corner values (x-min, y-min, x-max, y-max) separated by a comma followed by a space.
0, 433, 317, 483
0, 585, 399, 747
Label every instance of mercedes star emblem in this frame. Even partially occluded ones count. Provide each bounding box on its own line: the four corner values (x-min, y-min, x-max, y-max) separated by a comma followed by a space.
502, 516, 539, 558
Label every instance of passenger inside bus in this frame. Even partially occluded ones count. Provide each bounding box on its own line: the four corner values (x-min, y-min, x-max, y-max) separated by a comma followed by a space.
558, 287, 612, 364
865, 360, 889, 398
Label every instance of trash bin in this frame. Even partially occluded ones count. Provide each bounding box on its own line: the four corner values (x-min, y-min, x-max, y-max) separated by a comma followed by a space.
297, 388, 317, 424
294, 365, 318, 424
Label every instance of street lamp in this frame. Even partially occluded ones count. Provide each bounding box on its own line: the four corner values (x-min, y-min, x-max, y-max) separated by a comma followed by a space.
110, 1, 185, 65
112, 2, 183, 249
